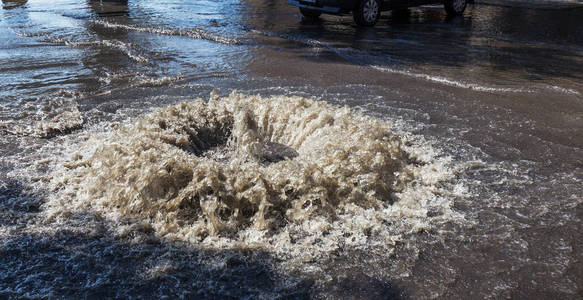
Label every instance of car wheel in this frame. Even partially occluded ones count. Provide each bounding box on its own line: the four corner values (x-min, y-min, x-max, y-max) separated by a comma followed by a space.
299, 7, 322, 19
444, 0, 467, 16
354, 0, 380, 26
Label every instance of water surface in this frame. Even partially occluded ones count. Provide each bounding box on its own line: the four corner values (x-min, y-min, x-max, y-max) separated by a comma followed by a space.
1, 0, 582, 298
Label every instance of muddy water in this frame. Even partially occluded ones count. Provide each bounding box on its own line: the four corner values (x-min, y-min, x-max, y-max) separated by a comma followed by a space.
1, 0, 582, 299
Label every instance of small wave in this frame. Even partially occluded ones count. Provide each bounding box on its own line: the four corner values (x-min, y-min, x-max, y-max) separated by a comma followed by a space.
15, 32, 47, 38
0, 90, 84, 138
43, 38, 149, 63
372, 66, 534, 93
16, 32, 148, 63
132, 75, 184, 87
131, 74, 230, 88
249, 28, 327, 48
91, 20, 240, 45
546, 85, 581, 96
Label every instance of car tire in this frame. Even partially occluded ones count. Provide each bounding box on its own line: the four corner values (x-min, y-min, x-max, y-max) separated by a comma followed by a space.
444, 0, 467, 16
299, 7, 322, 19
353, 0, 381, 26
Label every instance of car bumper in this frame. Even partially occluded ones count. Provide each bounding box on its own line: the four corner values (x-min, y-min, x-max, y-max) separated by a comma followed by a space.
288, 0, 344, 14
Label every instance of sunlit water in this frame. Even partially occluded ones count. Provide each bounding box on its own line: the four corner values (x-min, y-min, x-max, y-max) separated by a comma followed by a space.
1, 0, 582, 298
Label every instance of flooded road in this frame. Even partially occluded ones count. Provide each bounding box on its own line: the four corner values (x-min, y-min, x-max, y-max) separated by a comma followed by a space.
1, 0, 582, 298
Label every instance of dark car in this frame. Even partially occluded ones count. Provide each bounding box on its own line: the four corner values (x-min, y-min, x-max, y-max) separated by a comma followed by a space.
288, 0, 468, 26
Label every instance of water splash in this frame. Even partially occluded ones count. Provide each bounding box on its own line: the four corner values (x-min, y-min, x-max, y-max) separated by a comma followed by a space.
44, 92, 463, 263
